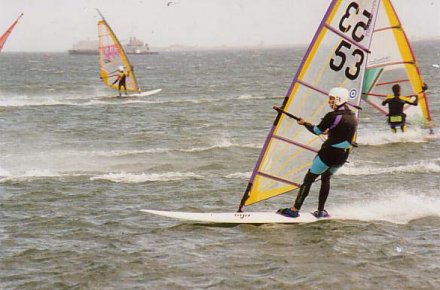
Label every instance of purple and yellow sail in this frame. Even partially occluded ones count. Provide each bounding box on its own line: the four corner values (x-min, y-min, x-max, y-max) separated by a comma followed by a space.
0, 13, 23, 53
97, 9, 140, 93
362, 0, 433, 132
239, 0, 381, 210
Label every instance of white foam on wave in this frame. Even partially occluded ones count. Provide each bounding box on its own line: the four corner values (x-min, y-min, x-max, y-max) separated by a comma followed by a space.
0, 169, 86, 183
0, 91, 106, 107
21, 169, 60, 177
0, 166, 12, 177
357, 128, 429, 146
225, 172, 252, 179
71, 142, 260, 157
0, 97, 72, 107
237, 94, 284, 100
338, 159, 440, 176
182, 138, 238, 152
180, 136, 260, 153
332, 192, 440, 224
0, 92, 284, 107
90, 172, 204, 183
81, 148, 170, 157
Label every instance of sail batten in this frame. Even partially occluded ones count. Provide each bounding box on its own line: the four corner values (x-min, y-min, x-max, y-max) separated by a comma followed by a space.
297, 80, 328, 96
257, 172, 302, 188
376, 79, 409, 86
374, 25, 400, 32
272, 135, 320, 153
324, 24, 371, 52
367, 61, 415, 69
239, 0, 381, 211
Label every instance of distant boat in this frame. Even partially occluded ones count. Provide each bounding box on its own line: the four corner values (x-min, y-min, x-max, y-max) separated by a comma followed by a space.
68, 39, 100, 55
68, 37, 158, 55
0, 13, 23, 53
125, 37, 159, 55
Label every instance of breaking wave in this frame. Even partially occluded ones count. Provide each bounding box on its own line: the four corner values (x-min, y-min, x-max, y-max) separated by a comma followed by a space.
332, 192, 440, 224
357, 128, 432, 146
90, 172, 204, 183
337, 159, 440, 176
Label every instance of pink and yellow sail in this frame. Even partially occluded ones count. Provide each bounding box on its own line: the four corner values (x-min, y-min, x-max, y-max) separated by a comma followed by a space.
97, 9, 140, 93
0, 13, 23, 53
362, 0, 433, 132
239, 0, 381, 210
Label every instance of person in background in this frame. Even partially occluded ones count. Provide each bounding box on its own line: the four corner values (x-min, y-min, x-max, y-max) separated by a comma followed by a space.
112, 66, 129, 97
381, 84, 424, 133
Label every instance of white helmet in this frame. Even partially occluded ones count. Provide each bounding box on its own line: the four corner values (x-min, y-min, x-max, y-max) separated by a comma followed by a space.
328, 87, 349, 106
118, 66, 124, 71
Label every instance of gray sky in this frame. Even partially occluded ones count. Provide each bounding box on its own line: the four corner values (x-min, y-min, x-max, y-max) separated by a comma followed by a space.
1, 0, 439, 52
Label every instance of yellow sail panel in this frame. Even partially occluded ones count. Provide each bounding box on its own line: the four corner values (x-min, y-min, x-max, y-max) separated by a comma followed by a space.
362, 0, 433, 129
97, 19, 140, 92
245, 175, 299, 206
239, 0, 380, 210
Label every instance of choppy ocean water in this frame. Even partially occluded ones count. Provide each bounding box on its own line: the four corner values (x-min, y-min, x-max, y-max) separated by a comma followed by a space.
0, 41, 439, 289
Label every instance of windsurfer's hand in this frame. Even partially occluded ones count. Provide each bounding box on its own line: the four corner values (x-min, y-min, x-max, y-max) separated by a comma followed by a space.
297, 118, 306, 125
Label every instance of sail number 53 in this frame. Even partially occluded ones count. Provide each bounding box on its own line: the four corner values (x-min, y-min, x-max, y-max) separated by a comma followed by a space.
330, 40, 364, 80
329, 1, 372, 80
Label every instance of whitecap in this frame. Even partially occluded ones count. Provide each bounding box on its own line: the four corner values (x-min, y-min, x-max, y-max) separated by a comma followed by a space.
337, 159, 440, 176
331, 192, 440, 224
357, 128, 429, 146
90, 171, 204, 183
225, 172, 252, 179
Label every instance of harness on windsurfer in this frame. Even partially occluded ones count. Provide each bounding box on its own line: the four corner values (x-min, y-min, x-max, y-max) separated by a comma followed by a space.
381, 84, 422, 133
278, 87, 358, 219
112, 66, 129, 97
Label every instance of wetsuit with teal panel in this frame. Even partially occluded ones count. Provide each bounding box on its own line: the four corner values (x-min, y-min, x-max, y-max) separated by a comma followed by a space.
293, 104, 357, 211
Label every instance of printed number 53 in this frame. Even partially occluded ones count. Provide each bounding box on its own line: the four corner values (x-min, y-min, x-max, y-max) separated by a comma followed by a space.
329, 40, 364, 80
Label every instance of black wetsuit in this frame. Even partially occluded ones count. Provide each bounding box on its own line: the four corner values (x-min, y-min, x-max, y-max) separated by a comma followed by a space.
294, 104, 358, 212
382, 95, 417, 128
117, 71, 127, 91
112, 71, 128, 96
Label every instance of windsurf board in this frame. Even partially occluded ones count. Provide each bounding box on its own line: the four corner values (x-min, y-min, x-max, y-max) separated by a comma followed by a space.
141, 209, 330, 224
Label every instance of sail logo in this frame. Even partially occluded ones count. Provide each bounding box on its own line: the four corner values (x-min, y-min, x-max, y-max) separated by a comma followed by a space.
368, 56, 391, 66
234, 213, 251, 219
102, 45, 119, 60
349, 88, 358, 99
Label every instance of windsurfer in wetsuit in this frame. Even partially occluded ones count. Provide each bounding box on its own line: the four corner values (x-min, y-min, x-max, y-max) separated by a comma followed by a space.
278, 87, 357, 218
381, 84, 420, 133
112, 66, 129, 97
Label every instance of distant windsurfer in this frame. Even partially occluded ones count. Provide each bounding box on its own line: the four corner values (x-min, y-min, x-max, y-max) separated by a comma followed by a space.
278, 87, 357, 218
381, 84, 424, 133
111, 66, 129, 97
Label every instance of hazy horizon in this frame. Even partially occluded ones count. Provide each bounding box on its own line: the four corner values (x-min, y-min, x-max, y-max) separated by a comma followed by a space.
1, 0, 439, 52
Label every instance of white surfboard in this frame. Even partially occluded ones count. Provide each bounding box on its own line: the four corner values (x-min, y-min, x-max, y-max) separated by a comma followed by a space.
127, 88, 162, 98
141, 209, 329, 224
424, 131, 440, 141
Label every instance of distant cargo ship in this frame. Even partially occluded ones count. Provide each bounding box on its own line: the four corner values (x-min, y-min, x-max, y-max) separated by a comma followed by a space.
68, 37, 158, 55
